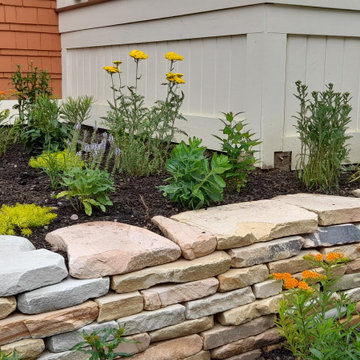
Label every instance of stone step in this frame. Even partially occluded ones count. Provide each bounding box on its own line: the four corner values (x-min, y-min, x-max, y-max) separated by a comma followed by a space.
0, 249, 68, 297
45, 221, 181, 279
18, 277, 109, 314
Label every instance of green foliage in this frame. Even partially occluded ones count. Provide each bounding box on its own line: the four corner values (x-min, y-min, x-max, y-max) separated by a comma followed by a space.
294, 81, 352, 190
159, 137, 231, 209
72, 326, 135, 360
214, 112, 261, 191
56, 167, 115, 216
60, 95, 94, 126
275, 253, 360, 360
0, 203, 57, 236
0, 350, 19, 360
0, 93, 11, 156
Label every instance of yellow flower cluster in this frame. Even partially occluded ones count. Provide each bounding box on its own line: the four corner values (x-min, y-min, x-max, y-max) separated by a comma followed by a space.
166, 72, 185, 84
129, 49, 148, 60
113, 60, 122, 65
165, 52, 184, 61
103, 66, 120, 74
29, 149, 83, 171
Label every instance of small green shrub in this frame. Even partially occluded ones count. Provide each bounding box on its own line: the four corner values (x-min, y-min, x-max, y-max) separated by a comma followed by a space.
72, 326, 135, 360
214, 112, 261, 191
0, 350, 19, 360
294, 81, 352, 190
159, 137, 231, 209
60, 95, 94, 126
0, 203, 57, 236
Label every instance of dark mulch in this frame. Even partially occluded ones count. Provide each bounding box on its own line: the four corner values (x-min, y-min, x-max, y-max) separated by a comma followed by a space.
1, 143, 360, 360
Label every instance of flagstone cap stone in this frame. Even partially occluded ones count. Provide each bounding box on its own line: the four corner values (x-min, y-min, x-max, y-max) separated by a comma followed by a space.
45, 221, 181, 279
0, 235, 36, 254
274, 193, 360, 225
171, 199, 318, 249
0, 249, 68, 297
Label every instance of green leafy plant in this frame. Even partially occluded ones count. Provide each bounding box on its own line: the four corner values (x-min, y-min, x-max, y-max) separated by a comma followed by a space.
273, 252, 360, 360
0, 203, 57, 236
0, 90, 12, 156
0, 350, 19, 360
214, 112, 261, 191
56, 167, 115, 216
60, 95, 94, 126
159, 137, 231, 209
294, 81, 352, 190
72, 327, 135, 360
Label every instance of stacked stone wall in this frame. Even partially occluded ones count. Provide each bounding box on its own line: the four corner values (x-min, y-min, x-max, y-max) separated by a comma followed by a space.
2, 193, 360, 359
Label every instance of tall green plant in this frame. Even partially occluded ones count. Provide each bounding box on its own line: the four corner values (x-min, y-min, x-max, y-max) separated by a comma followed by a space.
294, 81, 352, 189
60, 95, 94, 126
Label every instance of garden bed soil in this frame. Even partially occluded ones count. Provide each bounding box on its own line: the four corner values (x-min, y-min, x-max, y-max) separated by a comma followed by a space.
1, 143, 360, 360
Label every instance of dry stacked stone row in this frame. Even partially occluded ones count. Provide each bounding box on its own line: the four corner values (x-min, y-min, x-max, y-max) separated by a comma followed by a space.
1, 194, 360, 359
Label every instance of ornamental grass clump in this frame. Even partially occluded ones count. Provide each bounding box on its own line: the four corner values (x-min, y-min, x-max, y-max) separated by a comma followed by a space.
272, 252, 360, 360
0, 203, 57, 236
294, 81, 352, 190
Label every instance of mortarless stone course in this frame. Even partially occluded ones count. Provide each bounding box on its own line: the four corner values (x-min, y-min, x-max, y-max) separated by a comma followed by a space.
38, 351, 90, 360
182, 351, 211, 360
113, 333, 150, 355
332, 273, 360, 291
0, 313, 31, 345
252, 280, 283, 299
0, 297, 16, 320
320, 244, 360, 261
223, 349, 262, 360
0, 338, 45, 359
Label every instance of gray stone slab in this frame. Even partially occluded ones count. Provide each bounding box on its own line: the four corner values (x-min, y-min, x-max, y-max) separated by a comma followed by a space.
18, 277, 109, 314
303, 224, 360, 248
0, 249, 68, 296
0, 235, 35, 254
38, 350, 89, 360
46, 320, 118, 352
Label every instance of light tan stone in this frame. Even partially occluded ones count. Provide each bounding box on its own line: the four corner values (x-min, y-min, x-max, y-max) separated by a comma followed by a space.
150, 316, 214, 342
320, 244, 360, 261
346, 258, 360, 273
182, 351, 211, 360
46, 222, 181, 279
218, 265, 269, 292
0, 297, 16, 320
95, 291, 143, 323
225, 349, 262, 360
24, 301, 98, 338
171, 199, 318, 249
217, 295, 282, 326
141, 278, 218, 310
111, 251, 231, 293
201, 315, 275, 350
152, 216, 217, 259
267, 250, 320, 274
0, 339, 45, 359
274, 193, 360, 226
210, 328, 281, 359
132, 334, 203, 360
252, 280, 283, 299
114, 333, 150, 355
0, 313, 30, 345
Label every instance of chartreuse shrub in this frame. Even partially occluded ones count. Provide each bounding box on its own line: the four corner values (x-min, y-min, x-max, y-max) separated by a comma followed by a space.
158, 137, 231, 210
72, 327, 135, 360
273, 252, 360, 360
0, 350, 19, 360
0, 203, 57, 236
294, 81, 352, 190
214, 112, 261, 191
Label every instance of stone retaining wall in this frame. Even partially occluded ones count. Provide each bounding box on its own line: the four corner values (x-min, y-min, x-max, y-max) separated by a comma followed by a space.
2, 193, 360, 359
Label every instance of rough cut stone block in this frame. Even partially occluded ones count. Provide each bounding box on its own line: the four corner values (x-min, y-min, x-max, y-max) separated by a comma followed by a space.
0, 249, 68, 296
346, 258, 360, 273
150, 316, 214, 342
0, 297, 16, 320
0, 235, 35, 253
152, 215, 217, 259
320, 244, 360, 261
171, 199, 317, 249
24, 301, 99, 338
95, 291, 143, 323
224, 349, 262, 360
303, 224, 360, 248
182, 351, 211, 360
46, 222, 181, 279
252, 280, 283, 299
210, 328, 281, 359
132, 334, 203, 360
18, 277, 109, 314
218, 265, 268, 292
201, 315, 275, 350
114, 333, 150, 355
228, 236, 304, 268
0, 313, 31, 345
267, 250, 320, 274
0, 339, 45, 359
141, 278, 218, 310
38, 351, 89, 360
274, 193, 360, 226
217, 295, 282, 326
46, 320, 118, 352
344, 287, 360, 302
185, 287, 255, 319
332, 273, 360, 291
111, 251, 231, 293
117, 304, 185, 335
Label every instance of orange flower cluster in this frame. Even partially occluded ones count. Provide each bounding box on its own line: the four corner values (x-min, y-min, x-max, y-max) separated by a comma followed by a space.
273, 272, 312, 291
273, 273, 292, 280
302, 270, 324, 280
326, 252, 344, 262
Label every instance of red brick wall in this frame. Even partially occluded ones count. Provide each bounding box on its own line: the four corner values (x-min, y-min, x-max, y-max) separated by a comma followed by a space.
0, 0, 62, 97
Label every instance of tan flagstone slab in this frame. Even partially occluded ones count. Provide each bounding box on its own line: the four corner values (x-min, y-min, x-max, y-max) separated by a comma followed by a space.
0, 313, 31, 345
182, 351, 211, 360
46, 222, 181, 279
0, 297, 16, 320
0, 339, 45, 359
274, 193, 360, 226
171, 200, 318, 249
